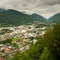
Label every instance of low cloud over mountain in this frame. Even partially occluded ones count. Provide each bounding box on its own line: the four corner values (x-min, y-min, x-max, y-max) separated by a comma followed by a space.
0, 0, 60, 18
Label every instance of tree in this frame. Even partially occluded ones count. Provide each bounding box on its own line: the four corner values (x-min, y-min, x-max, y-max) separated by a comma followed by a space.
13, 51, 30, 60
39, 47, 54, 60
27, 44, 43, 60
40, 24, 60, 60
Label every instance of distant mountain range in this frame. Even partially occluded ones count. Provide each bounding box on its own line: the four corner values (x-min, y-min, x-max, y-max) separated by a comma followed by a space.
0, 9, 60, 26
0, 9, 47, 26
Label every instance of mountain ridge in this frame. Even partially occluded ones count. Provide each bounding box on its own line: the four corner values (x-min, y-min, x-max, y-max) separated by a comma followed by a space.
0, 9, 47, 26
0, 9, 60, 26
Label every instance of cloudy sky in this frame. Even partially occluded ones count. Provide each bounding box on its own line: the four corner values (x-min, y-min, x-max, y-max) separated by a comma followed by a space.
0, 0, 60, 18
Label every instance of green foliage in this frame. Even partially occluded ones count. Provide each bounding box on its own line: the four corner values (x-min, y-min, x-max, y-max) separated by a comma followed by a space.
39, 47, 54, 60
40, 24, 60, 60
12, 37, 22, 43
13, 51, 31, 60
27, 44, 43, 60
7, 56, 12, 60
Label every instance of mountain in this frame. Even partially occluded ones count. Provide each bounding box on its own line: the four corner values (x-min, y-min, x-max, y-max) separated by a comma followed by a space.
0, 9, 33, 26
48, 13, 60, 23
0, 9, 47, 26
31, 13, 47, 22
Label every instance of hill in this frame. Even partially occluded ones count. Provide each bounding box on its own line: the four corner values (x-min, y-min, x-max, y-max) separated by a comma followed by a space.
0, 9, 47, 26
48, 13, 60, 23
0, 9, 33, 26
31, 13, 47, 23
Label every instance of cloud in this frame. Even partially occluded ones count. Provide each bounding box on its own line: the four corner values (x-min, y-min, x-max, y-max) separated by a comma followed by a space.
0, 0, 60, 18
40, 0, 60, 5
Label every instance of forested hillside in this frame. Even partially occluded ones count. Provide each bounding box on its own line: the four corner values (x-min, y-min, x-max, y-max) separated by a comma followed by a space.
0, 9, 47, 26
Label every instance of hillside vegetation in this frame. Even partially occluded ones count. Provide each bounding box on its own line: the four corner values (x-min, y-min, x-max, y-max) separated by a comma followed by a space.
0, 9, 47, 26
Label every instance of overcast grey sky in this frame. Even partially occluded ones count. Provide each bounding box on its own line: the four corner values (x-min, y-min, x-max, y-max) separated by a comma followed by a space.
0, 0, 60, 18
